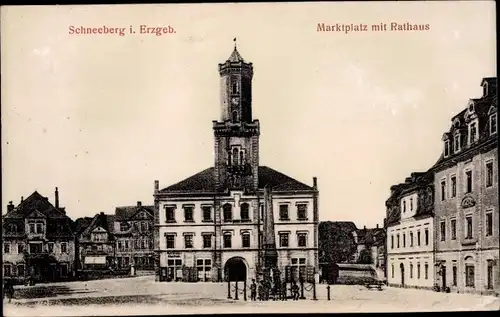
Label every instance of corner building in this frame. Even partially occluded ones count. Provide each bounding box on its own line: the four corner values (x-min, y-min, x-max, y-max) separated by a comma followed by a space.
153, 46, 319, 283
431, 78, 498, 296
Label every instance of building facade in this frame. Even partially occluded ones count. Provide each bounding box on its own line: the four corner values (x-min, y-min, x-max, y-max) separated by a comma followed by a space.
2, 189, 76, 283
352, 225, 386, 269
113, 201, 155, 271
431, 77, 498, 296
386, 172, 435, 289
154, 46, 319, 283
76, 212, 116, 274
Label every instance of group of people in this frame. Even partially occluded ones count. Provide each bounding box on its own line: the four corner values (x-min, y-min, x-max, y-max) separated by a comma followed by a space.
249, 278, 301, 301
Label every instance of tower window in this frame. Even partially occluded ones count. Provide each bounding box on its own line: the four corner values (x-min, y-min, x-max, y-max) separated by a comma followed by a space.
232, 148, 239, 166
232, 80, 239, 94
232, 110, 238, 122
240, 150, 245, 165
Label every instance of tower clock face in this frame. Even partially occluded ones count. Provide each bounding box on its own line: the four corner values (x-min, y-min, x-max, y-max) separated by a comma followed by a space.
231, 97, 239, 105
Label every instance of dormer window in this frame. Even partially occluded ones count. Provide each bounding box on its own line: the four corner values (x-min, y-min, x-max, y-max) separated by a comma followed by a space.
483, 81, 488, 97
468, 121, 478, 145
454, 132, 461, 153
490, 113, 497, 135
444, 140, 450, 157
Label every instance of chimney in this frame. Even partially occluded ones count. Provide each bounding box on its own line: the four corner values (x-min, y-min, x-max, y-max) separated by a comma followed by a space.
313, 177, 318, 190
376, 224, 379, 229
137, 201, 142, 207
7, 201, 14, 213
364, 225, 366, 230
100, 212, 104, 216
21, 196, 24, 203
55, 187, 59, 208
154, 180, 159, 193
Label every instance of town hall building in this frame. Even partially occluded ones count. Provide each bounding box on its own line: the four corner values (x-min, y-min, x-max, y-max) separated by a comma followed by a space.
153, 45, 319, 283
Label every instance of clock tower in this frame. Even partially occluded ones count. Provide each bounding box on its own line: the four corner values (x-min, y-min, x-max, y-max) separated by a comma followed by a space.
213, 43, 260, 192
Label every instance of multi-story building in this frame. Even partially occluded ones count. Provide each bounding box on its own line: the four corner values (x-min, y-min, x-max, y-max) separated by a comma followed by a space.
113, 201, 155, 271
76, 212, 116, 274
154, 45, 319, 283
386, 172, 435, 289
352, 225, 386, 269
2, 188, 76, 283
431, 77, 498, 295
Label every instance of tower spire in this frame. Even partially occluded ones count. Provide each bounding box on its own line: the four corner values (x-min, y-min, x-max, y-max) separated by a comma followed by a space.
233, 37, 237, 50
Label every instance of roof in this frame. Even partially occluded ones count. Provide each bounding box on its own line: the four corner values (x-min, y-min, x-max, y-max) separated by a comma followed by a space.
115, 204, 154, 221
227, 47, 244, 62
73, 217, 94, 235
159, 166, 315, 193
79, 213, 115, 240
354, 228, 386, 246
319, 221, 357, 234
3, 191, 67, 219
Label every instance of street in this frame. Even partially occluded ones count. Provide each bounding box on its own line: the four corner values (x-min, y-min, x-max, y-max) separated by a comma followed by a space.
4, 276, 499, 316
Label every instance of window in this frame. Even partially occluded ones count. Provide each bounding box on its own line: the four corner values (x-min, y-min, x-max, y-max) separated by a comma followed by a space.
240, 150, 245, 165
61, 242, 67, 253
231, 80, 239, 94
451, 219, 457, 240
410, 198, 413, 211
29, 223, 35, 233
466, 170, 473, 193
120, 222, 129, 231
166, 234, 175, 249
18, 244, 24, 254
280, 233, 289, 247
223, 233, 232, 248
410, 263, 413, 278
297, 233, 307, 247
297, 204, 307, 220
454, 133, 461, 153
184, 234, 194, 249
465, 265, 475, 287
403, 200, 406, 213
440, 221, 446, 241
444, 140, 450, 157
202, 206, 212, 222
36, 223, 43, 234
486, 162, 493, 187
417, 230, 421, 246
465, 216, 473, 239
183, 206, 194, 222
425, 229, 429, 245
4, 264, 11, 277
4, 243, 10, 253
48, 242, 54, 253
202, 234, 212, 248
232, 148, 239, 166
141, 221, 147, 232
118, 241, 123, 250
403, 233, 406, 248
291, 258, 307, 281
441, 180, 446, 201
242, 233, 250, 248
410, 232, 414, 247
451, 176, 457, 197
469, 122, 478, 144
417, 263, 421, 279
452, 266, 457, 286
223, 204, 232, 222
397, 234, 400, 248
424, 263, 428, 279
17, 264, 25, 277
125, 240, 129, 250
240, 203, 250, 221
485, 212, 493, 236
166, 259, 183, 281
490, 113, 497, 135
165, 206, 176, 223
279, 205, 289, 220
197, 259, 212, 281
391, 264, 394, 278
232, 111, 238, 122
60, 263, 68, 277
390, 235, 394, 249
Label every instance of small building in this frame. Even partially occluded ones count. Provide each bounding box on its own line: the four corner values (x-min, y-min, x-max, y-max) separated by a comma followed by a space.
2, 188, 75, 283
352, 225, 386, 269
76, 212, 116, 276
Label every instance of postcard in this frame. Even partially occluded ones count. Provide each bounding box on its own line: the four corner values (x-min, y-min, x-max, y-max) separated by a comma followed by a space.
1, 1, 498, 316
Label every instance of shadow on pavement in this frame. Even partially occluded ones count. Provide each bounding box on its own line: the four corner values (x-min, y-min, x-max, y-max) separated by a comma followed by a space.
14, 285, 94, 299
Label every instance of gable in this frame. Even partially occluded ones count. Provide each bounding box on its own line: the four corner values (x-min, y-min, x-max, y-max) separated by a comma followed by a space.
130, 209, 153, 221
92, 226, 107, 233
27, 210, 47, 219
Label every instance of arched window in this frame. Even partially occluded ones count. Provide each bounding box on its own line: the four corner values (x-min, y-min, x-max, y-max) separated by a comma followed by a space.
232, 148, 239, 166
232, 81, 239, 94
223, 204, 232, 222
240, 203, 249, 221
232, 111, 238, 122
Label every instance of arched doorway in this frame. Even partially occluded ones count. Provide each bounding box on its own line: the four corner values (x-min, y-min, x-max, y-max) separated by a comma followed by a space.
400, 263, 405, 286
224, 257, 247, 281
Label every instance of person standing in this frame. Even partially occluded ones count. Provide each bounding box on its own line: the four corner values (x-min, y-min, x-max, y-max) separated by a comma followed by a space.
250, 279, 257, 301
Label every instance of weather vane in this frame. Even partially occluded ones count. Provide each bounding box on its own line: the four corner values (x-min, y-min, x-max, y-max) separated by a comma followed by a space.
233, 37, 237, 49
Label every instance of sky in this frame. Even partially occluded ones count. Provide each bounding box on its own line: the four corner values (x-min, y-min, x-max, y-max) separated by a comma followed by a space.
1, 2, 496, 228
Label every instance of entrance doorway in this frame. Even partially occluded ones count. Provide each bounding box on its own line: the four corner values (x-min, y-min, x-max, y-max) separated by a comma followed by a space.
400, 263, 405, 287
224, 257, 247, 281
441, 266, 447, 290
